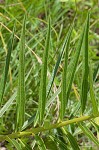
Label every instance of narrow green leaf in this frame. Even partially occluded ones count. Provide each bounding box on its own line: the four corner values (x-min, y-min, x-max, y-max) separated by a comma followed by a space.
39, 17, 51, 123
16, 15, 26, 130
66, 131, 80, 150
93, 63, 99, 81
60, 24, 73, 119
22, 115, 35, 130
66, 17, 86, 105
34, 110, 39, 127
46, 87, 61, 108
69, 101, 80, 119
0, 25, 15, 104
0, 64, 32, 118
81, 13, 90, 113
60, 127, 80, 150
0, 92, 16, 117
47, 24, 73, 98
91, 120, 99, 132
89, 62, 98, 114
18, 139, 31, 150
22, 114, 35, 131
44, 87, 61, 121
6, 137, 21, 150
57, 128, 68, 148
35, 135, 46, 150
78, 123, 99, 147
49, 135, 68, 150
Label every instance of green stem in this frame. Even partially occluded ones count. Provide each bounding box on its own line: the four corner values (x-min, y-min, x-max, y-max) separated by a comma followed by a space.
0, 113, 99, 142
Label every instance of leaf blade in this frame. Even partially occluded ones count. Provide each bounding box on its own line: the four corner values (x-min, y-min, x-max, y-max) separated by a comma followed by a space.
16, 15, 26, 130
39, 17, 51, 123
89, 62, 98, 114
66, 18, 86, 105
60, 24, 73, 119
66, 131, 80, 150
0, 25, 15, 104
78, 123, 99, 147
35, 135, 46, 150
81, 13, 90, 113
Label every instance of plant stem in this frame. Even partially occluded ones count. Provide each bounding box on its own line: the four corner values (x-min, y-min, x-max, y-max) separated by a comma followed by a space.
0, 113, 99, 142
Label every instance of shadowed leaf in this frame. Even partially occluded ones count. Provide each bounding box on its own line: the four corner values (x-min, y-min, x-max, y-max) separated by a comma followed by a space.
81, 13, 90, 113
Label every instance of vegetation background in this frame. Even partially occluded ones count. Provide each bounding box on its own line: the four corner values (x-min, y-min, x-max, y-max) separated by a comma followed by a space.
0, 0, 99, 149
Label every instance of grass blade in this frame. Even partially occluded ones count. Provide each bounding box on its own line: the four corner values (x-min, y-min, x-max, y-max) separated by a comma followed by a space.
22, 114, 35, 130
49, 135, 68, 150
81, 13, 90, 113
89, 62, 98, 114
0, 64, 32, 118
93, 63, 99, 81
6, 137, 21, 150
18, 139, 31, 150
35, 135, 46, 150
0, 25, 15, 104
66, 20, 85, 105
60, 24, 73, 119
34, 110, 39, 127
0, 92, 16, 117
78, 123, 99, 147
39, 17, 51, 123
58, 127, 80, 150
16, 15, 26, 130
47, 24, 73, 97
66, 131, 80, 150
